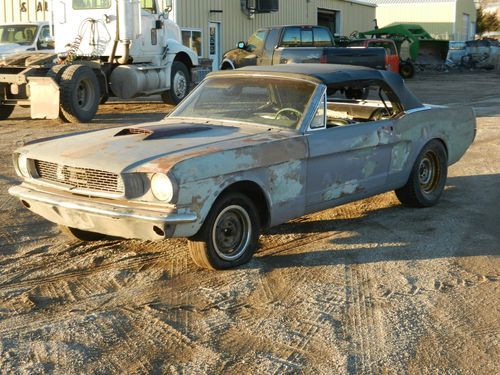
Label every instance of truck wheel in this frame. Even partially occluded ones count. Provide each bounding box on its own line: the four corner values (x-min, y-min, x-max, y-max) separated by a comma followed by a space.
399, 61, 415, 79
161, 61, 190, 105
59, 64, 100, 123
59, 225, 108, 241
0, 104, 15, 120
395, 140, 448, 208
187, 193, 260, 270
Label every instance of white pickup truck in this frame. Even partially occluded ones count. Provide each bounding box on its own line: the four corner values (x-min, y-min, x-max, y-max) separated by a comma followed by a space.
0, 22, 54, 59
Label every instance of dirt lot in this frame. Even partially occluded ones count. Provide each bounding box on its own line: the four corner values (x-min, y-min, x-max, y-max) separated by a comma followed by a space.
0, 72, 498, 374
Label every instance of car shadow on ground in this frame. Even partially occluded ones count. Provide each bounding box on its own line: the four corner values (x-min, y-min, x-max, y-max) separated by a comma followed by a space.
253, 174, 500, 270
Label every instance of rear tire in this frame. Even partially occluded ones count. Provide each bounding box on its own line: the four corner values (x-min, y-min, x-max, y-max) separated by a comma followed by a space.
395, 140, 448, 207
188, 193, 260, 270
59, 64, 100, 123
59, 225, 108, 241
0, 104, 15, 120
161, 61, 190, 105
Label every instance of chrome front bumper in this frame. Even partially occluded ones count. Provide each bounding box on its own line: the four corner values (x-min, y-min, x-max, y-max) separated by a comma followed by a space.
9, 185, 198, 240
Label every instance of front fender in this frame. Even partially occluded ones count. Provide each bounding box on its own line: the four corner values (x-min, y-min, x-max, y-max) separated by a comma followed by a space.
165, 39, 199, 66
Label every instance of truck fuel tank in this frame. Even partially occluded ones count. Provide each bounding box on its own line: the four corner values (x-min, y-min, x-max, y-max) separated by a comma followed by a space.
110, 65, 168, 99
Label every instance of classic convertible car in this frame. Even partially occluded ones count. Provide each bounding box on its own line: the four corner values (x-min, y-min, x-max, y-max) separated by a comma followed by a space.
9, 64, 476, 269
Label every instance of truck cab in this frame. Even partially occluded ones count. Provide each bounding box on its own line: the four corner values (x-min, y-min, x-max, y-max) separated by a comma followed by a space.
0, 22, 54, 59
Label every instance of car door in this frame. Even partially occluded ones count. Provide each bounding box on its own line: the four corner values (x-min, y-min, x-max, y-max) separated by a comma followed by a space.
304, 90, 399, 213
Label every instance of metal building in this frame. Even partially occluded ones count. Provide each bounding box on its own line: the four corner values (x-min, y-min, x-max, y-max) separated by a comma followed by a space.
366, 0, 477, 41
1, 0, 377, 69
170, 0, 377, 70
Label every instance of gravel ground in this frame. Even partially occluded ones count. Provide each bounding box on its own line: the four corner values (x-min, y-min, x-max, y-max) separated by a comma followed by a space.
0, 71, 498, 374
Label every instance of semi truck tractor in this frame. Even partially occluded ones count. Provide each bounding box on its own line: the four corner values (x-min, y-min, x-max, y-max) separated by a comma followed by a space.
0, 0, 204, 123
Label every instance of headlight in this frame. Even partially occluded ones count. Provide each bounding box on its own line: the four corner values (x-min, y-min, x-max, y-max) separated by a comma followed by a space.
151, 173, 174, 202
16, 154, 31, 178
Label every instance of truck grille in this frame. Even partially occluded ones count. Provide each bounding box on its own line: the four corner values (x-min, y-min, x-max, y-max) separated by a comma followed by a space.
33, 160, 124, 194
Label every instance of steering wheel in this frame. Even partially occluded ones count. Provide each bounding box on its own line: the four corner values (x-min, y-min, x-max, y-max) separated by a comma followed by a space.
274, 107, 303, 120
369, 107, 391, 121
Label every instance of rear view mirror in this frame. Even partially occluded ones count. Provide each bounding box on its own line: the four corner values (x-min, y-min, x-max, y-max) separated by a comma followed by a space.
237, 41, 246, 49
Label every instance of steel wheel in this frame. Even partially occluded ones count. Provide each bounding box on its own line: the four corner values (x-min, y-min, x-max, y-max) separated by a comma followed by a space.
187, 192, 261, 270
76, 77, 96, 112
161, 61, 191, 105
418, 151, 441, 195
395, 140, 448, 207
212, 205, 252, 261
172, 69, 187, 100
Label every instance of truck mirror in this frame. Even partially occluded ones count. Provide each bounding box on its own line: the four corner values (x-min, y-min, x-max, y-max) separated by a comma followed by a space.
238, 41, 246, 49
40, 36, 55, 49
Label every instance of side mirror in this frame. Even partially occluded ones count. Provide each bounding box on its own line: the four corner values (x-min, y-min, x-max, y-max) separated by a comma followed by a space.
39, 36, 55, 49
237, 41, 246, 49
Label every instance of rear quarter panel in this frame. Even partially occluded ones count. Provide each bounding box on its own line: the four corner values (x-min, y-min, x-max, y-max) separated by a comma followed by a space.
387, 105, 476, 187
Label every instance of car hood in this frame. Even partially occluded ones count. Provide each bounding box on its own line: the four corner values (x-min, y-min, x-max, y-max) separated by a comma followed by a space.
0, 43, 27, 55
20, 119, 297, 174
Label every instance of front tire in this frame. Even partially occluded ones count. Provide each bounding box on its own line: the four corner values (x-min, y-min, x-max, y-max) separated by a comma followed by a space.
188, 193, 260, 270
59, 64, 100, 123
59, 225, 108, 241
395, 140, 448, 207
161, 61, 190, 105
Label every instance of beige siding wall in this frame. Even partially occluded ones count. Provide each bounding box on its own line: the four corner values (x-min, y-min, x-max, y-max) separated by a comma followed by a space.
174, 0, 375, 59
375, 0, 477, 41
1, 0, 51, 23
455, 0, 477, 40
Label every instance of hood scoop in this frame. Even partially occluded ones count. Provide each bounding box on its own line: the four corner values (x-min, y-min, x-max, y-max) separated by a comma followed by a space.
114, 124, 213, 140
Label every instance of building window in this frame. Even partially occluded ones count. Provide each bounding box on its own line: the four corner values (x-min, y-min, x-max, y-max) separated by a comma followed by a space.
182, 29, 202, 57
72, 0, 111, 10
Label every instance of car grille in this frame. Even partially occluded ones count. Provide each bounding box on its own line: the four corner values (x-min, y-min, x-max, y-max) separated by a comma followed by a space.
33, 160, 124, 194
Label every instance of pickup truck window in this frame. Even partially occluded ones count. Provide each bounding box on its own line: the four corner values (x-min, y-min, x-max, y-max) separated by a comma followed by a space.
281, 27, 333, 47
302, 29, 313, 47
247, 30, 266, 52
369, 42, 396, 55
314, 28, 334, 47
73, 0, 111, 10
281, 27, 301, 47
264, 28, 280, 51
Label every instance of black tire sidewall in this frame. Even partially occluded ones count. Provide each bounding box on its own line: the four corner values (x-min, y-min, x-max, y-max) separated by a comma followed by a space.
60, 64, 100, 123
200, 193, 260, 269
411, 141, 448, 206
400, 61, 415, 79
168, 61, 190, 104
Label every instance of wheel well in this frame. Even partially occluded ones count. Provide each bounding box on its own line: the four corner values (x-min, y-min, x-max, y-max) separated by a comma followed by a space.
174, 53, 193, 69
93, 68, 108, 96
221, 181, 270, 228
432, 138, 449, 160
220, 62, 234, 70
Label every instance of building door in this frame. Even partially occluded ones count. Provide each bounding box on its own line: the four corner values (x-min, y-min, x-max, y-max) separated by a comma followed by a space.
317, 9, 339, 36
462, 13, 470, 40
209, 22, 221, 71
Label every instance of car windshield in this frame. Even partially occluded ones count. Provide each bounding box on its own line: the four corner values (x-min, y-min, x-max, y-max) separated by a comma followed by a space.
0, 25, 38, 45
170, 75, 317, 130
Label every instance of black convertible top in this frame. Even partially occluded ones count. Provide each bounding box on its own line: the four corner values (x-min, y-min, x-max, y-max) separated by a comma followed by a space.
211, 64, 423, 111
